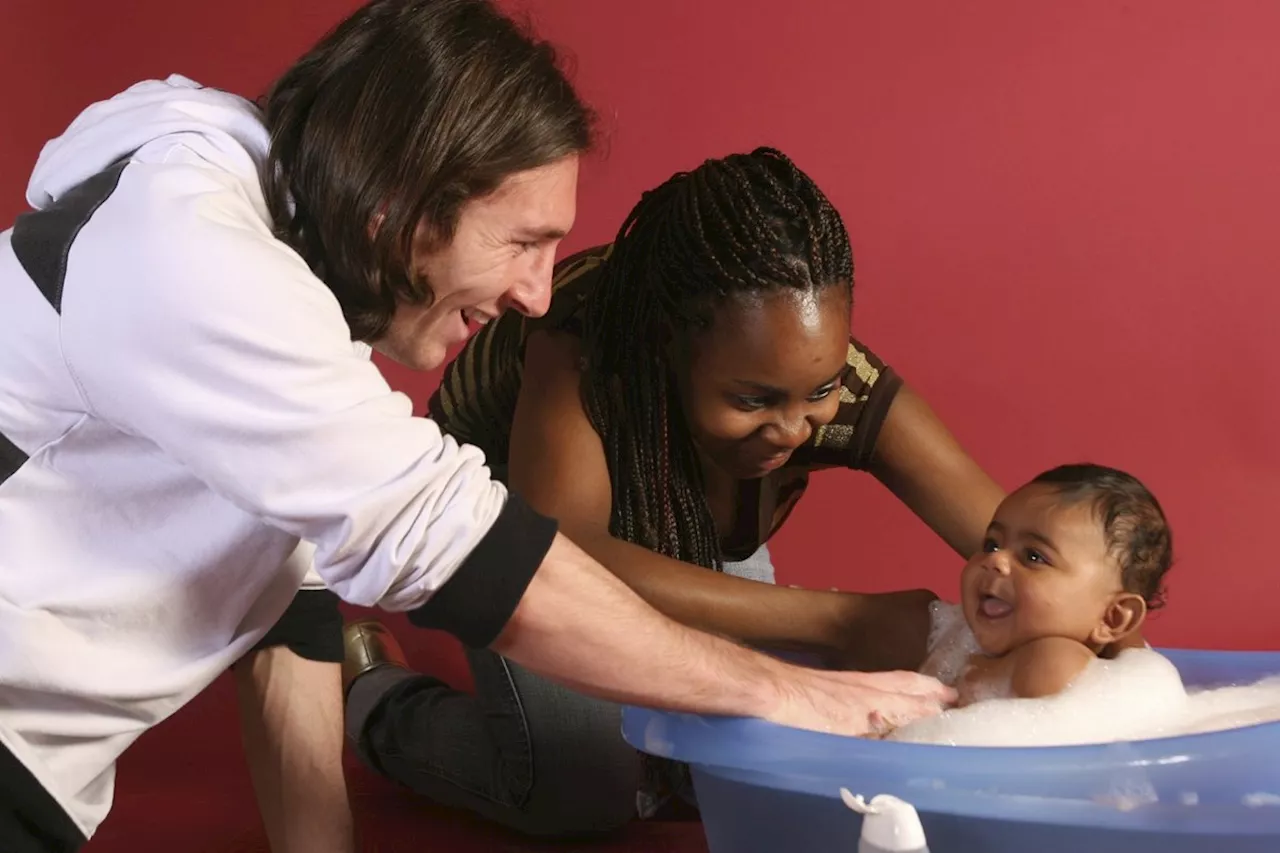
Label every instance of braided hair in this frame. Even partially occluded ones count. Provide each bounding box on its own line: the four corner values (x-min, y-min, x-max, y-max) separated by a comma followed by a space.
580, 147, 853, 569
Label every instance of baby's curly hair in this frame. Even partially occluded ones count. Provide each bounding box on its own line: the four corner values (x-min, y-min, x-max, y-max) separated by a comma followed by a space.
1032, 463, 1174, 610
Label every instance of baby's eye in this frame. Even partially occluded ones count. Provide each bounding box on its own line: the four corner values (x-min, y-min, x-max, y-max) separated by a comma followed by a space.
982, 537, 999, 553
734, 395, 768, 411
1024, 548, 1049, 566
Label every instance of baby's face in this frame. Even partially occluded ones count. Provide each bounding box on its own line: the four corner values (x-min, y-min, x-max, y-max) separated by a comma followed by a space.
960, 484, 1122, 657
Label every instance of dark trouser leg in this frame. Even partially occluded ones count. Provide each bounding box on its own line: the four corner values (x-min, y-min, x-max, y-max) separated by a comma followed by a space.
345, 542, 777, 834
347, 646, 641, 837
0, 742, 86, 853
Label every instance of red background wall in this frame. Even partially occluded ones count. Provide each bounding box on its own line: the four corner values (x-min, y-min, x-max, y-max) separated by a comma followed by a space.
4, 1, 1278, 651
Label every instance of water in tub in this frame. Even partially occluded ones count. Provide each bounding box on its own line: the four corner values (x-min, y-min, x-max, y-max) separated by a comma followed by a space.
887, 601, 1280, 748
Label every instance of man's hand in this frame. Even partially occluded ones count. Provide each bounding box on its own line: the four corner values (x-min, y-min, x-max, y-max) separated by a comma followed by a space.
764, 664, 955, 737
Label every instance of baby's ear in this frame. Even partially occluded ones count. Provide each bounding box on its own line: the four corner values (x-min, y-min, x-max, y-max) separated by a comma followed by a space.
1089, 593, 1147, 646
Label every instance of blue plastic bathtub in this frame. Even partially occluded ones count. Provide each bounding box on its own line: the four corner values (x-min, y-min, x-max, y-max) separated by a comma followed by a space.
621, 649, 1280, 852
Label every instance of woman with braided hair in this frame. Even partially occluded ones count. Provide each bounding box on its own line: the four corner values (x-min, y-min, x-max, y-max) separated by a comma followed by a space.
341, 147, 1003, 835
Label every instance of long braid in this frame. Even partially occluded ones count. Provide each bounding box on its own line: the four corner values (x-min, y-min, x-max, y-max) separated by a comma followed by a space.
581, 147, 853, 568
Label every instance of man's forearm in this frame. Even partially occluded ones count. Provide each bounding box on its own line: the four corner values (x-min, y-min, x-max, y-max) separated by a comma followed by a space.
491, 532, 791, 719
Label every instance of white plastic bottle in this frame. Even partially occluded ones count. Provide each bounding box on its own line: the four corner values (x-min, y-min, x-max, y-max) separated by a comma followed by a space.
840, 788, 931, 853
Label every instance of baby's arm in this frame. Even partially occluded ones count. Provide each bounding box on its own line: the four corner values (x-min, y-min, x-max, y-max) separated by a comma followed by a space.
957, 637, 1095, 705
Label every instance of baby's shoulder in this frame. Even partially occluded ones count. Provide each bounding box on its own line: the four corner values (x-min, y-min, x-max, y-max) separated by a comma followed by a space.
1008, 636, 1096, 699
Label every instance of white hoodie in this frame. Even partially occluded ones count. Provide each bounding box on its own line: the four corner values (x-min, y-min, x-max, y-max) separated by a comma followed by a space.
0, 75, 551, 837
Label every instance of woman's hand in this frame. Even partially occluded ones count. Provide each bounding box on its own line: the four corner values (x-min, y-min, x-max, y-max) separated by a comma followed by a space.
816, 589, 939, 674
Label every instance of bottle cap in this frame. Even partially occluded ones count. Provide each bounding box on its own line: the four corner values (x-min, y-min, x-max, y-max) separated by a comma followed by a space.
841, 788, 929, 852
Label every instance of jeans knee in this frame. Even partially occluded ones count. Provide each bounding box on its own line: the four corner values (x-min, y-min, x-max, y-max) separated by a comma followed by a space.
507, 753, 640, 837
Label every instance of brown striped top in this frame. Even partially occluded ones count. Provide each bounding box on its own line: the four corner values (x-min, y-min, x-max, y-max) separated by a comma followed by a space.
428, 244, 903, 557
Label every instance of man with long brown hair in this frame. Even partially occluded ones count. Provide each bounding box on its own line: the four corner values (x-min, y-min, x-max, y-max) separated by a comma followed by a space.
0, 2, 952, 850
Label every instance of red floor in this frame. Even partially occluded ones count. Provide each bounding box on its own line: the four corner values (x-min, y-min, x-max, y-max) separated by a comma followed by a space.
84, 611, 708, 852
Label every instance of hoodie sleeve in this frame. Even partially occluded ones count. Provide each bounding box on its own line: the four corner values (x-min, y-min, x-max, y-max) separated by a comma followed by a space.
55, 161, 553, 648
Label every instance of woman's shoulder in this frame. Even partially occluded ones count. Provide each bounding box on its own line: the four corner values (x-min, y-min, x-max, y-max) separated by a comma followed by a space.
522, 326, 584, 385
527, 242, 614, 335
433, 243, 609, 393
426, 258, 597, 455
554, 243, 614, 282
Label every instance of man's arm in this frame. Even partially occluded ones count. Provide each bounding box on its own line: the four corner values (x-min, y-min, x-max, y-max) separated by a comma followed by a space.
234, 648, 354, 853
488, 530, 955, 735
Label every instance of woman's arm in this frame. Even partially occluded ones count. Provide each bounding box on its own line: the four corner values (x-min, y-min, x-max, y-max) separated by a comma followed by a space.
508, 331, 868, 657
868, 383, 1005, 559
490, 529, 954, 735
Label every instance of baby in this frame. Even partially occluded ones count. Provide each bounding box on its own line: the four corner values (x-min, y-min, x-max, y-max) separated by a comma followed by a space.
921, 462, 1174, 707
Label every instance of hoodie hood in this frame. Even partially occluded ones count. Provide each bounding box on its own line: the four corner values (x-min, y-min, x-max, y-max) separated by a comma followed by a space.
27, 75, 270, 210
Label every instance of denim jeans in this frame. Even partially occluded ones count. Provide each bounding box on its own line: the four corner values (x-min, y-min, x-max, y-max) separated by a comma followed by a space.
346, 544, 776, 836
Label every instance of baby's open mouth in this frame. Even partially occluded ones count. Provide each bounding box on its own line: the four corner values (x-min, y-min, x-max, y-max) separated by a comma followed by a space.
979, 594, 1013, 619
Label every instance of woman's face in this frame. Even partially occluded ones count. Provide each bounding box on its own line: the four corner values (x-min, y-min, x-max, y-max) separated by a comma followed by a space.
675, 285, 850, 480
